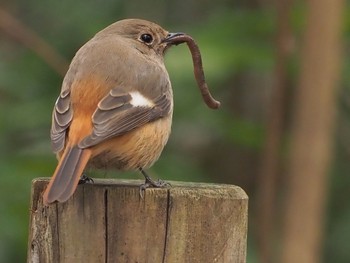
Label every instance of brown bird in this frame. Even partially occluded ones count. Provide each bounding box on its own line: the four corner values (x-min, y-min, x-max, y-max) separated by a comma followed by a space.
43, 19, 219, 205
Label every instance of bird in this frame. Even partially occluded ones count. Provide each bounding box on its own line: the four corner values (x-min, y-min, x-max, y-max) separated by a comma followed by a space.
43, 19, 187, 205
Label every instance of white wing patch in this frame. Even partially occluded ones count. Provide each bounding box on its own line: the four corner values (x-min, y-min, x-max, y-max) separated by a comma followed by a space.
129, 91, 154, 107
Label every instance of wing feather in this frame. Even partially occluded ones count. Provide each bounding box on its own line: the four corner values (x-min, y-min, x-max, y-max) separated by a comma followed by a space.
50, 93, 73, 153
78, 88, 171, 149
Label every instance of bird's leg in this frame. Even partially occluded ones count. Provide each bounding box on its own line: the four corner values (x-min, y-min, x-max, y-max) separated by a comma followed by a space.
139, 168, 170, 197
78, 173, 94, 185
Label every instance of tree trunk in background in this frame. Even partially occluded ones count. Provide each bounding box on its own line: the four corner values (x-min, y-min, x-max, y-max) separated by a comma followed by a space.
281, 0, 344, 262
256, 0, 293, 262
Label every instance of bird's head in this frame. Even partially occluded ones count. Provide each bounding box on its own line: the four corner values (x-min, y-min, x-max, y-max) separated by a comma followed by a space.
94, 19, 185, 56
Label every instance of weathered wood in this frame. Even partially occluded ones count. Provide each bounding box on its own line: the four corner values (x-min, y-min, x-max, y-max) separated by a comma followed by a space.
27, 178, 248, 263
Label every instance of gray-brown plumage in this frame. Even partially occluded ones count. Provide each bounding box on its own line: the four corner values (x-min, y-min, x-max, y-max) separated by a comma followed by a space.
43, 19, 219, 205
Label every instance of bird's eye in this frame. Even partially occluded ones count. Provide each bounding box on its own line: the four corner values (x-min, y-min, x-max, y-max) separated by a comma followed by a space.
140, 34, 153, 44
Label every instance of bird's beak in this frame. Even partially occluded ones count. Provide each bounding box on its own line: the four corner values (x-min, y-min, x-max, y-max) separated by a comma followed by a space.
162, 32, 186, 45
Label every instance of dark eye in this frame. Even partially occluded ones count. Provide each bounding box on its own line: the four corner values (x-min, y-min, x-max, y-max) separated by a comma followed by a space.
140, 34, 153, 44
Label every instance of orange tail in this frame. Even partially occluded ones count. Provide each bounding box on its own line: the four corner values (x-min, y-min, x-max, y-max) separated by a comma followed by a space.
43, 145, 92, 205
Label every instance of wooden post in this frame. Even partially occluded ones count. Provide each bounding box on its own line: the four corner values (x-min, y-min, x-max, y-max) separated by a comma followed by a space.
27, 178, 248, 263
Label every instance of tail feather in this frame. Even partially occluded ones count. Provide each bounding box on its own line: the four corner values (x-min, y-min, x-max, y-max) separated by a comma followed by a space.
43, 145, 92, 205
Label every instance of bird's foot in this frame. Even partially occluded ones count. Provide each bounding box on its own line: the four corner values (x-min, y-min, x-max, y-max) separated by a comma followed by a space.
138, 168, 171, 198
78, 174, 94, 185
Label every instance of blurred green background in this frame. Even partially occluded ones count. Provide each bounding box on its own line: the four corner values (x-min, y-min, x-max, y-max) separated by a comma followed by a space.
0, 0, 349, 262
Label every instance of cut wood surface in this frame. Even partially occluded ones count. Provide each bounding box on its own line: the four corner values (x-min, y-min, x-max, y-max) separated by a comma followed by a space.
27, 178, 248, 263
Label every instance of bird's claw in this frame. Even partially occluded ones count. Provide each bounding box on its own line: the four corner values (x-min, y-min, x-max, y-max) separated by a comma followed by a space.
78, 174, 94, 185
139, 179, 171, 198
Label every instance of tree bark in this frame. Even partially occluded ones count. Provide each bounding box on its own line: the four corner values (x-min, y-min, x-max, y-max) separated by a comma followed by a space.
256, 0, 294, 262
281, 0, 344, 262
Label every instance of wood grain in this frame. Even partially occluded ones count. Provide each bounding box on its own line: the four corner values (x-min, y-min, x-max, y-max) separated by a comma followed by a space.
27, 178, 248, 263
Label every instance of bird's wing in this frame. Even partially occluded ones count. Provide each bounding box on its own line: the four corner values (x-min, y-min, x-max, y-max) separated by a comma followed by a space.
78, 87, 172, 149
51, 89, 73, 153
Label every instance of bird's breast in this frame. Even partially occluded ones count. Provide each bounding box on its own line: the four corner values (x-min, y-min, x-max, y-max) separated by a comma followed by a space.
88, 111, 173, 170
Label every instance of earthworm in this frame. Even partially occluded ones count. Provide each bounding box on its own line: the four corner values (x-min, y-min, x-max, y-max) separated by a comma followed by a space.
170, 34, 221, 109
